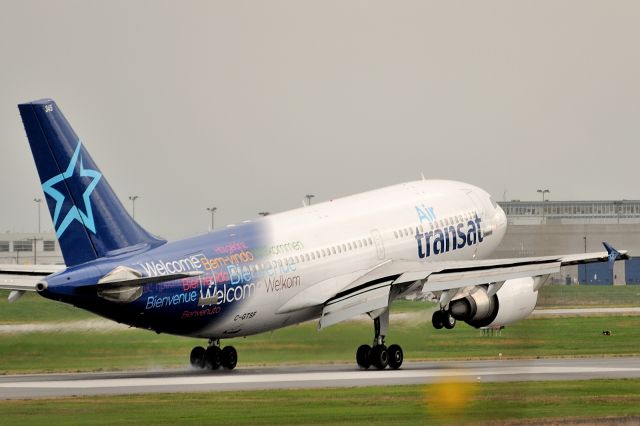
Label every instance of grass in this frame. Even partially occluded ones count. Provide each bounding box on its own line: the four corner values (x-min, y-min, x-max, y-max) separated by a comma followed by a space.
1, 380, 640, 425
1, 314, 639, 374
0, 290, 94, 323
1, 286, 639, 373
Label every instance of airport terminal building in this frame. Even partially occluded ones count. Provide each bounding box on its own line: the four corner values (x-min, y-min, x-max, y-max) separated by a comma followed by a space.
495, 200, 640, 285
0, 232, 63, 265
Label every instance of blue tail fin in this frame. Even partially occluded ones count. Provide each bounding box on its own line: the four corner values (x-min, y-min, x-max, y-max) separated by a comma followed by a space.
18, 99, 165, 267
603, 241, 622, 265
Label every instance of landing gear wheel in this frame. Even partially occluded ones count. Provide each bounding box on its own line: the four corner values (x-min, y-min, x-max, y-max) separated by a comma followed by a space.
204, 346, 222, 370
221, 346, 238, 370
432, 311, 445, 329
443, 313, 456, 329
370, 345, 389, 370
356, 344, 372, 369
387, 344, 403, 370
190, 346, 205, 369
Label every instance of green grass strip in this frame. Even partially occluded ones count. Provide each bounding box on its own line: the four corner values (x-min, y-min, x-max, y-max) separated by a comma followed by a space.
1, 379, 640, 425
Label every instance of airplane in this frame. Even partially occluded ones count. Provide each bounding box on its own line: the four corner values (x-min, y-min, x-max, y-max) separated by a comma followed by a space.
0, 98, 628, 371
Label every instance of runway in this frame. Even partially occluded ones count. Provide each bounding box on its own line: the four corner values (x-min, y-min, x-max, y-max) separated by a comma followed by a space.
1, 357, 640, 399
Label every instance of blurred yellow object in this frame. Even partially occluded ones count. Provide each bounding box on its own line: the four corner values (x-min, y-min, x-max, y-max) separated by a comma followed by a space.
424, 375, 478, 422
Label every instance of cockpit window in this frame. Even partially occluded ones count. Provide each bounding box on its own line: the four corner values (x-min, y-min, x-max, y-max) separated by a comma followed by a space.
489, 197, 498, 209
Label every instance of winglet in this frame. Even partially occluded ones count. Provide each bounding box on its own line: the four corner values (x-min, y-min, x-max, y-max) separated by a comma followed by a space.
603, 242, 622, 264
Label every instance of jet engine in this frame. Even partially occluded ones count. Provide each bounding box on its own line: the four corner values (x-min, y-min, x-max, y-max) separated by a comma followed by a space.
448, 277, 538, 328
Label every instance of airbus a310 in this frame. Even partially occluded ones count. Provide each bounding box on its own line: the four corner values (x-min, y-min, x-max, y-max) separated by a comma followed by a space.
0, 99, 627, 371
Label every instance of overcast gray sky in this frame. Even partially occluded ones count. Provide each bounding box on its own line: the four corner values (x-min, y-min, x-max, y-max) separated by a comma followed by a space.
1, 1, 639, 240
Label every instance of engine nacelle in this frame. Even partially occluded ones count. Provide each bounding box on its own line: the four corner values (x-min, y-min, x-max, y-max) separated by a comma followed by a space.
449, 277, 538, 328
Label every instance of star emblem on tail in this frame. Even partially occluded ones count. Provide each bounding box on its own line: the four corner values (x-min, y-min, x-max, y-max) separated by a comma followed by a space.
41, 141, 102, 238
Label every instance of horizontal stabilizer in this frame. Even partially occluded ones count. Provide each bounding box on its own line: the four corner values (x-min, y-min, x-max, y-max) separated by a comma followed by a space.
0, 264, 64, 294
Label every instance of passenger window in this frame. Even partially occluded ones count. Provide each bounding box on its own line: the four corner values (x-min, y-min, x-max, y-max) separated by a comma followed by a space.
357, 240, 362, 248
331, 247, 336, 254
342, 244, 347, 251
337, 245, 342, 253
305, 254, 310, 261
348, 243, 352, 250
394, 231, 398, 239
368, 238, 373, 244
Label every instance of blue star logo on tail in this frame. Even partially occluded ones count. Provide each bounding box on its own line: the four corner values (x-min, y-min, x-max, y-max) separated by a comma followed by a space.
42, 141, 102, 238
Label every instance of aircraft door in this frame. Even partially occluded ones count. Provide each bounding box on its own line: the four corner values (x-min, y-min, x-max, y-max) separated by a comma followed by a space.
464, 189, 485, 217
370, 229, 385, 260
464, 189, 486, 259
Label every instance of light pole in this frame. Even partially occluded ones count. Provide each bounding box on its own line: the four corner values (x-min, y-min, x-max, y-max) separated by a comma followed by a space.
258, 212, 270, 217
536, 189, 550, 202
614, 200, 622, 224
31, 237, 42, 264
582, 236, 587, 284
33, 198, 42, 234
206, 207, 217, 231
537, 189, 550, 222
305, 194, 315, 207
128, 195, 139, 220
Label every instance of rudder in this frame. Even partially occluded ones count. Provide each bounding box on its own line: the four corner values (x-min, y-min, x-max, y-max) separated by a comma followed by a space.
18, 99, 165, 266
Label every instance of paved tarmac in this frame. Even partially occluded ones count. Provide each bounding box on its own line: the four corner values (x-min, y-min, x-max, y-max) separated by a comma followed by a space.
1, 357, 639, 399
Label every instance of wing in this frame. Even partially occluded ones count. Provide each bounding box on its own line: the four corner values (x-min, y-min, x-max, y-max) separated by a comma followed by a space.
285, 243, 628, 329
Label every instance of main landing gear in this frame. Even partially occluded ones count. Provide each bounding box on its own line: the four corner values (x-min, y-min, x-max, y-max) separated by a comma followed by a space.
431, 309, 456, 330
355, 309, 404, 370
190, 339, 237, 370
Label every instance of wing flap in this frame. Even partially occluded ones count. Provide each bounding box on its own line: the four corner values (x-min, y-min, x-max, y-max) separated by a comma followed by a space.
319, 279, 393, 329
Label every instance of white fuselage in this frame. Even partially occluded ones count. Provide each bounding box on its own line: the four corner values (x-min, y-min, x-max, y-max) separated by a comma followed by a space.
195, 179, 507, 338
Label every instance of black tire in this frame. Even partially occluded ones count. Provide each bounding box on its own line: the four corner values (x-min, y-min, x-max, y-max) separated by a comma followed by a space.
221, 346, 238, 370
370, 345, 389, 370
356, 344, 372, 369
443, 313, 456, 329
432, 311, 444, 329
190, 346, 206, 369
387, 344, 403, 370
204, 346, 222, 370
